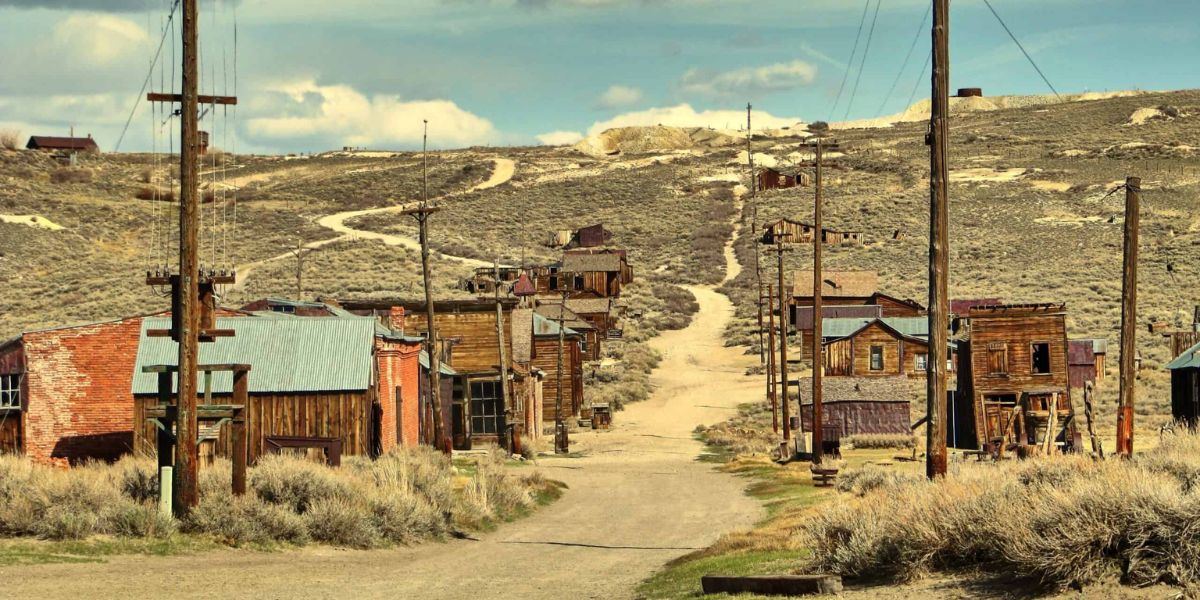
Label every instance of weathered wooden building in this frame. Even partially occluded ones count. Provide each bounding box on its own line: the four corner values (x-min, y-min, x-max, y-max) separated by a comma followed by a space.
540, 296, 618, 346
132, 315, 426, 464
528, 313, 585, 422
951, 304, 1076, 452
1168, 341, 1200, 428
1068, 338, 1107, 388
789, 271, 924, 358
559, 250, 633, 298
759, 219, 862, 246
534, 302, 600, 361
547, 223, 614, 249
822, 317, 952, 377
798, 377, 916, 438
26, 134, 99, 153
757, 167, 810, 191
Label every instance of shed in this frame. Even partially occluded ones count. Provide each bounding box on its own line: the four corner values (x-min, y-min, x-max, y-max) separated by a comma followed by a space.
1068, 339, 1099, 388
1167, 341, 1200, 428
798, 376, 916, 437
26, 135, 99, 153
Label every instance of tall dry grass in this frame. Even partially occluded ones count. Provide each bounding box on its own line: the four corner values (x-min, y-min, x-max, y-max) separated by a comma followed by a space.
803, 432, 1200, 590
0, 129, 20, 150
0, 447, 549, 549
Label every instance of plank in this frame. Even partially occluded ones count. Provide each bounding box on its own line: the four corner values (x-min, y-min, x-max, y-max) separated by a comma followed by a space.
147, 92, 238, 105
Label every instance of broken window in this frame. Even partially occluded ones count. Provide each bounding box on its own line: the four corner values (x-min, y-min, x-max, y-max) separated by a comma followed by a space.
915, 353, 928, 371
574, 274, 585, 290
870, 346, 884, 371
1031, 342, 1051, 374
469, 380, 502, 435
549, 276, 559, 290
0, 374, 20, 409
987, 342, 1008, 375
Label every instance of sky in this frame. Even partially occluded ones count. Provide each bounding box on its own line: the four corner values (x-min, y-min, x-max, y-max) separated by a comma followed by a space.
0, 0, 1196, 154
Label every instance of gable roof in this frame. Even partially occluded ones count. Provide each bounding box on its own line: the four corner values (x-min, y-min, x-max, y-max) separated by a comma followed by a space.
27, 136, 99, 151
541, 296, 613, 315
822, 316, 930, 340
793, 270, 878, 298
534, 304, 594, 331
132, 316, 376, 394
532, 312, 580, 337
562, 252, 623, 273
1168, 341, 1200, 370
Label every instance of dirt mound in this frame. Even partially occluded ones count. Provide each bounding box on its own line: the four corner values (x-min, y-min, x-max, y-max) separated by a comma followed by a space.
575, 125, 737, 158
835, 90, 1149, 130
1127, 105, 1186, 126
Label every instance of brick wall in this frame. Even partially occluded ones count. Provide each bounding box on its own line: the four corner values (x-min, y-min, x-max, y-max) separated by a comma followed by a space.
375, 337, 423, 452
22, 316, 145, 466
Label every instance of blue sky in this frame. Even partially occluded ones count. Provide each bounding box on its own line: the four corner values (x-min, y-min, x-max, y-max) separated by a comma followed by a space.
0, 0, 1195, 153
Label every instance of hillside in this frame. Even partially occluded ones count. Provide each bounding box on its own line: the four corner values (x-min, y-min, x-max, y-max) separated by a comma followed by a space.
2, 89, 1198, 426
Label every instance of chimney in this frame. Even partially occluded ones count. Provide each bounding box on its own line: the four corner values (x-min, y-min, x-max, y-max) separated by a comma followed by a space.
389, 306, 406, 333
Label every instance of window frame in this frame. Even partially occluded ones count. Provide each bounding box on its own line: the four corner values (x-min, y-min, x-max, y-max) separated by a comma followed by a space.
915, 353, 928, 372
1030, 341, 1052, 375
0, 373, 21, 410
869, 345, 884, 371
987, 342, 1009, 375
468, 380, 502, 435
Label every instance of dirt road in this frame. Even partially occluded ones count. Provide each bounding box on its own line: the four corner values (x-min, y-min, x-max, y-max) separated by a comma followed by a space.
5, 205, 763, 600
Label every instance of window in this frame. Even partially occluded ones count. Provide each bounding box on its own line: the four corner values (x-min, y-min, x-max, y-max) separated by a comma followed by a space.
987, 342, 1008, 375
0, 374, 20, 409
1031, 342, 1051, 375
469, 380, 502, 435
574, 275, 585, 290
869, 346, 884, 371
915, 353, 928, 372
270, 304, 295, 314
549, 275, 559, 290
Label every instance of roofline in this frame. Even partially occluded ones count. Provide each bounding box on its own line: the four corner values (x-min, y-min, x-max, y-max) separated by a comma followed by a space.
338, 298, 521, 312
821, 318, 930, 346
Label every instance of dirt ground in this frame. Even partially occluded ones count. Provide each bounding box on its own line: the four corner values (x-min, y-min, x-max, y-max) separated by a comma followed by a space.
0, 233, 765, 599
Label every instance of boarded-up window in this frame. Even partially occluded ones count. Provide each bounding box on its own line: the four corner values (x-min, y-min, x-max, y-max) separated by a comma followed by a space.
987, 342, 1008, 375
870, 346, 884, 371
1031, 342, 1051, 374
469, 380, 502, 435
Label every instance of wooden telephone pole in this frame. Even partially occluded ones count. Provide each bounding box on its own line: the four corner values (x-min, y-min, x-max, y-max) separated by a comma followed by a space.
771, 235, 795, 444
554, 288, 570, 454
493, 260, 513, 453
926, 0, 951, 479
1116, 176, 1141, 456
767, 284, 779, 433
403, 120, 447, 453
749, 103, 765, 364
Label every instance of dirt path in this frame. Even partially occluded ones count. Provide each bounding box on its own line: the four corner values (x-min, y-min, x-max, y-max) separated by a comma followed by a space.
6, 211, 764, 600
232, 158, 516, 288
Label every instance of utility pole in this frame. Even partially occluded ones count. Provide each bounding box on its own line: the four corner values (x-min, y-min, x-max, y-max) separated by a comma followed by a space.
403, 120, 447, 453
293, 238, 306, 301
773, 235, 794, 444
926, 0, 951, 479
493, 259, 513, 454
749, 103, 765, 364
767, 283, 779, 434
1116, 176, 1141, 457
174, 0, 201, 513
811, 137, 825, 465
554, 288, 570, 454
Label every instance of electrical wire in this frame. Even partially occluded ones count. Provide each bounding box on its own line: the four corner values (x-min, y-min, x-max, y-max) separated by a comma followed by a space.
843, 0, 881, 121
906, 47, 933, 111
114, 0, 181, 152
876, 3, 931, 117
829, 0, 871, 122
981, 0, 1062, 100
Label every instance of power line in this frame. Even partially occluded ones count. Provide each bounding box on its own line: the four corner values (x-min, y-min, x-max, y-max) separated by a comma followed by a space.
843, 0, 881, 121
115, 0, 181, 152
981, 0, 1062, 100
829, 0, 871, 121
906, 47, 933, 110
877, 3, 931, 117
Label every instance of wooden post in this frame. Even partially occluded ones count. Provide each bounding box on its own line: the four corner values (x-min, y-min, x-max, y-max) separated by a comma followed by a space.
1116, 176, 1140, 457
749, 103, 765, 365
174, 0, 202, 515
231, 368, 248, 496
1084, 382, 1103, 457
493, 260, 513, 454
926, 0, 951, 479
767, 284, 779, 434
811, 137, 825, 465
555, 289, 569, 454
417, 120, 448, 454
777, 238, 791, 443
295, 238, 304, 301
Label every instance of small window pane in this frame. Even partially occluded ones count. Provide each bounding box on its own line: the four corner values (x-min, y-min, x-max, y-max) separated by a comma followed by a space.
870, 346, 884, 371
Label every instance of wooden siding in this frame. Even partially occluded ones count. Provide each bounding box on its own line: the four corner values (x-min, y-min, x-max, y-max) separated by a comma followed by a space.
134, 390, 375, 465
404, 310, 513, 375
531, 337, 583, 422
0, 413, 19, 455
1172, 369, 1200, 428
824, 322, 929, 377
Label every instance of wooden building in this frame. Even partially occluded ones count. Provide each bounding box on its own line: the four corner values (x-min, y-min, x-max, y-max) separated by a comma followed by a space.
510, 310, 585, 423
759, 219, 862, 246
540, 297, 617, 345
822, 317, 952, 377
546, 223, 613, 249
1168, 341, 1200, 428
951, 303, 1076, 452
798, 377, 916, 438
559, 250, 633, 298
534, 303, 600, 361
26, 135, 99, 153
789, 270, 924, 359
132, 315, 426, 464
1068, 338, 1107, 388
757, 167, 810, 191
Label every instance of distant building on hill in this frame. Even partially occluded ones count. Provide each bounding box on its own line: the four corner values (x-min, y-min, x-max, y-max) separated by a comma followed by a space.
26, 135, 99, 153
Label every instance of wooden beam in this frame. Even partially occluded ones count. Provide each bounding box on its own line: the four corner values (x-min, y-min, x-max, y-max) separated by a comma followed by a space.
145, 406, 243, 419
141, 363, 251, 373
231, 369, 248, 496
147, 92, 238, 105
925, 0, 951, 479
1116, 176, 1141, 457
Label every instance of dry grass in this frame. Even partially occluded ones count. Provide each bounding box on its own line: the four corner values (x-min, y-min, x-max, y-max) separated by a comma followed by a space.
0, 129, 20, 151
49, 167, 94, 184
0, 447, 554, 550
842, 433, 917, 450
803, 432, 1200, 590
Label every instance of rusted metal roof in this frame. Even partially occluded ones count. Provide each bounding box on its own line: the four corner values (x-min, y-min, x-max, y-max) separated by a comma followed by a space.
951, 298, 1002, 315
512, 272, 537, 297
1068, 340, 1096, 366
534, 304, 594, 331
26, 135, 99, 152
132, 316, 376, 394
793, 305, 882, 330
798, 376, 920, 404
542, 296, 613, 316
532, 312, 580, 337
793, 270, 878, 298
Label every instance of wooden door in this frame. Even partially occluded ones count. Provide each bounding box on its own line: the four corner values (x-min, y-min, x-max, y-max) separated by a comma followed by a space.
0, 411, 20, 455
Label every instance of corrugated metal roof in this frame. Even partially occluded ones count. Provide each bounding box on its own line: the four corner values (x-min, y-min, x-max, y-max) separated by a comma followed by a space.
794, 305, 882, 330
1167, 341, 1200, 370
419, 350, 458, 375
532, 312, 580, 337
132, 317, 376, 395
822, 317, 929, 339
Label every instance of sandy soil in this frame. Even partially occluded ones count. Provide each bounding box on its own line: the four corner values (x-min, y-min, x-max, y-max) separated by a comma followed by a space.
3, 233, 764, 599
0, 214, 64, 230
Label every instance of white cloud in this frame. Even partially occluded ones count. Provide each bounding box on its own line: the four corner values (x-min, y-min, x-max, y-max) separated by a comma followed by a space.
677, 60, 817, 100
536, 130, 584, 145
53, 14, 149, 67
244, 79, 497, 149
595, 85, 643, 109
585, 103, 801, 136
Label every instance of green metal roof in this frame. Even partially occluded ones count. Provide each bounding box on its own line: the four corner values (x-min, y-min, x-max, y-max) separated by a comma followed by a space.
1168, 341, 1200, 370
419, 350, 458, 376
532, 312, 580, 337
821, 317, 930, 339
132, 316, 377, 395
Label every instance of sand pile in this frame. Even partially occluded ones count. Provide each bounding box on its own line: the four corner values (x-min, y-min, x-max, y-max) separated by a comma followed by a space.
574, 125, 737, 158
835, 90, 1148, 130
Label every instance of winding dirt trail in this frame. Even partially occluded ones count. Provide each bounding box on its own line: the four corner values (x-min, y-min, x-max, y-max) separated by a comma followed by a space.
4, 201, 764, 600
233, 158, 516, 288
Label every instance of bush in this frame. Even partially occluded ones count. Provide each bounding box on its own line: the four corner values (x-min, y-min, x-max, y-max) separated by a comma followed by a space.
50, 168, 94, 184
0, 129, 20, 150
843, 434, 916, 450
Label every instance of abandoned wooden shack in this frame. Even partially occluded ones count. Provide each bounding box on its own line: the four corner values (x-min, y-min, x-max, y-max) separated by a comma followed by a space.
534, 302, 600, 361
1168, 341, 1200, 428
759, 219, 863, 246
756, 167, 810, 191
822, 317, 954, 377
798, 377, 915, 439
463, 265, 522, 296
25, 134, 99, 153
546, 223, 613, 249
558, 249, 634, 298
132, 315, 427, 464
789, 270, 924, 359
951, 303, 1077, 452
529, 313, 585, 422
539, 296, 619, 346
